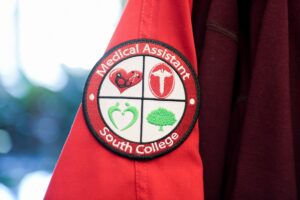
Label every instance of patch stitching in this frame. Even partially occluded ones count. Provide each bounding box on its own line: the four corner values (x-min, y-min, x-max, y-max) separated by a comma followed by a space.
82, 39, 201, 160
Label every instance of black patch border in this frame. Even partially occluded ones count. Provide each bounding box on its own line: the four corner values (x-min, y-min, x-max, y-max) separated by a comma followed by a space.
82, 39, 201, 160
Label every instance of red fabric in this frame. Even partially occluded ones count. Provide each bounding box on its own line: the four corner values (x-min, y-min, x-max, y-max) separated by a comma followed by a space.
45, 0, 204, 199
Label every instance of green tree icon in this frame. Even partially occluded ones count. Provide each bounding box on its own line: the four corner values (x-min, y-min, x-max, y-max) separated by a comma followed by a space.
146, 108, 177, 131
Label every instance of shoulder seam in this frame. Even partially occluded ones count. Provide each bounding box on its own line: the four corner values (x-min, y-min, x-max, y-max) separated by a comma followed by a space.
207, 22, 238, 42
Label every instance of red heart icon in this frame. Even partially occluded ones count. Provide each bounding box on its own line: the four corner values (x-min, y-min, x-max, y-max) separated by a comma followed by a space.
109, 68, 143, 93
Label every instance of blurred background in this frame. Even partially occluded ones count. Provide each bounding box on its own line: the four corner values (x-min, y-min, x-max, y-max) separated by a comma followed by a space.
0, 0, 126, 199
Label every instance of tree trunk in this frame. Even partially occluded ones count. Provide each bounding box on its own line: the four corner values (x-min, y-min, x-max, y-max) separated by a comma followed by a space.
159, 126, 164, 131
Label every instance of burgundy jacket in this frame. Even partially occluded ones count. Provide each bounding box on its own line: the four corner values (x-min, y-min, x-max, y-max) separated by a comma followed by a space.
193, 0, 300, 199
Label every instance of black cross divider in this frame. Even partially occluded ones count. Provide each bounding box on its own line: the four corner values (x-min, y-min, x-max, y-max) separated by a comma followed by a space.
98, 55, 186, 143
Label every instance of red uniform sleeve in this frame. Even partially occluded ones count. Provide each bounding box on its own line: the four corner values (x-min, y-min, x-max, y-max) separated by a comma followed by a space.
44, 0, 204, 199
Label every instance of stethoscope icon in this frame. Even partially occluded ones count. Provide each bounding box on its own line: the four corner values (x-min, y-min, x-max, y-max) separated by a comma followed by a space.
114, 71, 140, 88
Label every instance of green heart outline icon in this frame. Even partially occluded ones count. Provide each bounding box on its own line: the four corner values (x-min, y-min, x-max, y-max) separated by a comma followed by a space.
108, 102, 139, 131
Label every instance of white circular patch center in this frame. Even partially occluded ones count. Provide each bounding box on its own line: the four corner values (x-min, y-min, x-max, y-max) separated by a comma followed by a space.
98, 56, 186, 143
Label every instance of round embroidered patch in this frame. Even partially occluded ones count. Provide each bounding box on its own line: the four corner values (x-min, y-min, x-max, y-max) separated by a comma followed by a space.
82, 39, 200, 160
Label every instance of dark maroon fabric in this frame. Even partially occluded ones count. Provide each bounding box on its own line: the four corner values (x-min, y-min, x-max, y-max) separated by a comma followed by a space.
192, 0, 300, 199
